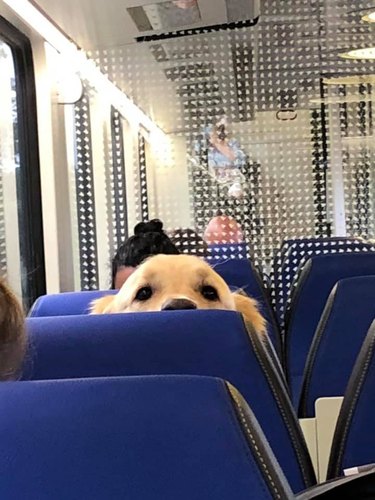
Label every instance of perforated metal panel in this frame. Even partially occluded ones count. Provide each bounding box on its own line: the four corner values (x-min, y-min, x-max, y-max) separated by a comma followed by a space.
74, 94, 99, 290
69, 0, 375, 291
0, 153, 6, 275
109, 107, 128, 249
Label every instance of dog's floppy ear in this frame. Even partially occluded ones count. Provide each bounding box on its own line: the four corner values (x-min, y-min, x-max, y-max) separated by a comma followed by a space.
232, 292, 266, 337
90, 295, 116, 314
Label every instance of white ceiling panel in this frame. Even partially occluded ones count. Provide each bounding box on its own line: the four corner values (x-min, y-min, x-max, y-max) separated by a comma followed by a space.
32, 0, 230, 50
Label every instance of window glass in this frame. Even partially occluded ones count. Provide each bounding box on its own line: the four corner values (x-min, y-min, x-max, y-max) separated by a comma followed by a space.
0, 40, 22, 299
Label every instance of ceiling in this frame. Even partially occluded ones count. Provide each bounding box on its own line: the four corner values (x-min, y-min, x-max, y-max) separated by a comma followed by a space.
32, 0, 259, 50
29, 0, 375, 134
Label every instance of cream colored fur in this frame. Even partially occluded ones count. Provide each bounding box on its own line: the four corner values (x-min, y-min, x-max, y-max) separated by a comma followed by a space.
91, 254, 266, 337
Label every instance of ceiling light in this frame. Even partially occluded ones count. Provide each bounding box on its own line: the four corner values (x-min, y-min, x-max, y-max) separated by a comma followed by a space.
362, 11, 375, 23
3, 0, 166, 140
45, 43, 83, 104
340, 47, 375, 60
322, 74, 375, 85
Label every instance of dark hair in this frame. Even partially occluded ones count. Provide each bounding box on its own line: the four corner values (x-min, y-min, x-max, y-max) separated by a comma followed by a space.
111, 219, 179, 288
169, 228, 208, 257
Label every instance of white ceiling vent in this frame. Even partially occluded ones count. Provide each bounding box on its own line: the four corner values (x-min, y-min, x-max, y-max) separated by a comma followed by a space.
128, 0, 261, 40
128, 1, 202, 32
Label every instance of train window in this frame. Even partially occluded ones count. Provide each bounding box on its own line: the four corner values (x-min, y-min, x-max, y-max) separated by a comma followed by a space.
0, 17, 45, 309
0, 41, 22, 298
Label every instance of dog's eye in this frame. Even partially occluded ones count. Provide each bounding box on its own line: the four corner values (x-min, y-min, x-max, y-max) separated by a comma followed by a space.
201, 285, 219, 301
135, 286, 153, 301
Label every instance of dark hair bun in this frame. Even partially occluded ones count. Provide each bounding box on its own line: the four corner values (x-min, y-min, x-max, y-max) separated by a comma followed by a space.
134, 219, 164, 235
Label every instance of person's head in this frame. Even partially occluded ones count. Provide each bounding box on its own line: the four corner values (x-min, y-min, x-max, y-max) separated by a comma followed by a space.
203, 215, 244, 245
0, 278, 25, 381
111, 219, 179, 289
169, 227, 208, 257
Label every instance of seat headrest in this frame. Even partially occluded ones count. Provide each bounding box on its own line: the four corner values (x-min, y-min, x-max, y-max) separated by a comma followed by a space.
285, 252, 375, 405
327, 320, 375, 479
29, 290, 117, 317
299, 276, 375, 417
0, 375, 292, 499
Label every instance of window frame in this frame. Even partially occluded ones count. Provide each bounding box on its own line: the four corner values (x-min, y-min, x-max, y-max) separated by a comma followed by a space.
0, 16, 46, 308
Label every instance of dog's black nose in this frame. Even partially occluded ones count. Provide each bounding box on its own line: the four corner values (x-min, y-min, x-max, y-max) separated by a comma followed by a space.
162, 298, 197, 311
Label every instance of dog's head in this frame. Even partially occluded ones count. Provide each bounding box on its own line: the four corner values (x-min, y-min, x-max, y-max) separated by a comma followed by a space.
98, 254, 235, 313
91, 254, 266, 336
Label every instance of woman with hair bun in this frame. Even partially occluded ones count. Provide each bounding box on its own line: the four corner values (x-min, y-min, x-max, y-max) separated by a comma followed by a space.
111, 219, 179, 289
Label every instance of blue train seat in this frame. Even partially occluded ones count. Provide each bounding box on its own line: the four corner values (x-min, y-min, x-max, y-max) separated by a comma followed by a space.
29, 259, 266, 318
273, 237, 374, 328
327, 320, 375, 479
284, 252, 375, 406
29, 289, 117, 317
212, 258, 281, 353
29, 258, 281, 354
299, 276, 375, 417
24, 310, 315, 492
0, 375, 292, 499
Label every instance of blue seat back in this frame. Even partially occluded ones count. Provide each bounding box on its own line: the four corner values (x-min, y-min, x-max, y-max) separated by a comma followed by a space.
29, 290, 117, 317
25, 310, 315, 492
29, 260, 262, 318
271, 237, 360, 302
285, 252, 375, 406
327, 320, 375, 479
273, 238, 374, 328
0, 375, 292, 499
212, 259, 281, 353
29, 259, 281, 355
299, 276, 375, 417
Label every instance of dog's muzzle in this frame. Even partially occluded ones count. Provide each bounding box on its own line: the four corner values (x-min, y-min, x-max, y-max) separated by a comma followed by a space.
161, 298, 197, 311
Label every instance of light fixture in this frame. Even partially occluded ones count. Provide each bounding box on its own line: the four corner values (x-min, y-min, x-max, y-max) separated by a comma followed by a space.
340, 47, 375, 60
3, 0, 166, 141
45, 43, 83, 104
322, 74, 375, 85
362, 11, 375, 23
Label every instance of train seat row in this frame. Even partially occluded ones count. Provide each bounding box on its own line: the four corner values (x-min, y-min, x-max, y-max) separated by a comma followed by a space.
272, 237, 375, 327
24, 310, 313, 493
284, 252, 375, 405
24, 302, 375, 481
6, 236, 374, 497
0, 375, 293, 500
3, 314, 375, 498
299, 275, 375, 418
28, 237, 375, 405
29, 243, 375, 411
30, 256, 282, 354
6, 373, 374, 500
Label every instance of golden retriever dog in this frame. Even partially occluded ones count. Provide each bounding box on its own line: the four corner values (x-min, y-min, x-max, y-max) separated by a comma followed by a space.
91, 254, 266, 337
0, 277, 25, 380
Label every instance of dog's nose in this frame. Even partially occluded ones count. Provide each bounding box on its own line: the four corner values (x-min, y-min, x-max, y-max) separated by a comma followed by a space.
162, 298, 197, 311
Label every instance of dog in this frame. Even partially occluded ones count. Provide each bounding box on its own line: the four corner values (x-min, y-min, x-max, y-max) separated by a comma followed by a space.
91, 254, 266, 337
0, 277, 25, 380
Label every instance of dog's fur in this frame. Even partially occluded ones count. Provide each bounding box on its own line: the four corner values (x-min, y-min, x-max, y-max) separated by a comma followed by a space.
0, 278, 25, 380
91, 254, 266, 337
